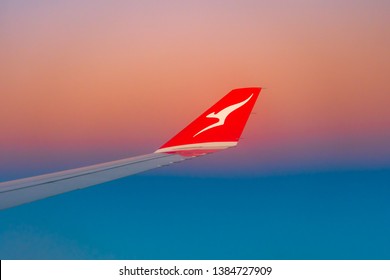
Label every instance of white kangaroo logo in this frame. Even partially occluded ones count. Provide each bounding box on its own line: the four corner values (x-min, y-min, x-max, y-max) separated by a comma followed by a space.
193, 94, 253, 137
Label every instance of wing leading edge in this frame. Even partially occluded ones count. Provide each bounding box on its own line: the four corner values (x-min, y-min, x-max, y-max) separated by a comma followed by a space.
0, 87, 261, 210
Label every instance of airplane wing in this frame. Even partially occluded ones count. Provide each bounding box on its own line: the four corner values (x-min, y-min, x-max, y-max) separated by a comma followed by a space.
0, 87, 261, 210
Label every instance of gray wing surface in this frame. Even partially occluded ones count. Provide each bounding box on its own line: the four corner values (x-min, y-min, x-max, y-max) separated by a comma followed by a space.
0, 153, 186, 210
0, 87, 261, 210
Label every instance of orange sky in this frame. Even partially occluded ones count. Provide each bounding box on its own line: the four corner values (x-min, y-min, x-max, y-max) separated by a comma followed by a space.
1, 1, 389, 176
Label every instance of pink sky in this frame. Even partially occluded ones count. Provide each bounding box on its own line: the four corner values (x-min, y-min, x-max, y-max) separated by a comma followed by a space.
1, 1, 389, 177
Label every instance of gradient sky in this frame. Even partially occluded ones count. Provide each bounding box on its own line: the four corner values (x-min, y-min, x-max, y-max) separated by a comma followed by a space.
0, 0, 390, 259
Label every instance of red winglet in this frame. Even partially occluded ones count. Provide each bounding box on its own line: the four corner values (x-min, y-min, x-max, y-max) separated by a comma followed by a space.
155, 87, 261, 155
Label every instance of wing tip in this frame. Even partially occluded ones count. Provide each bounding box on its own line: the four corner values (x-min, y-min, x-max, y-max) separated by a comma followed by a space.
157, 87, 261, 153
